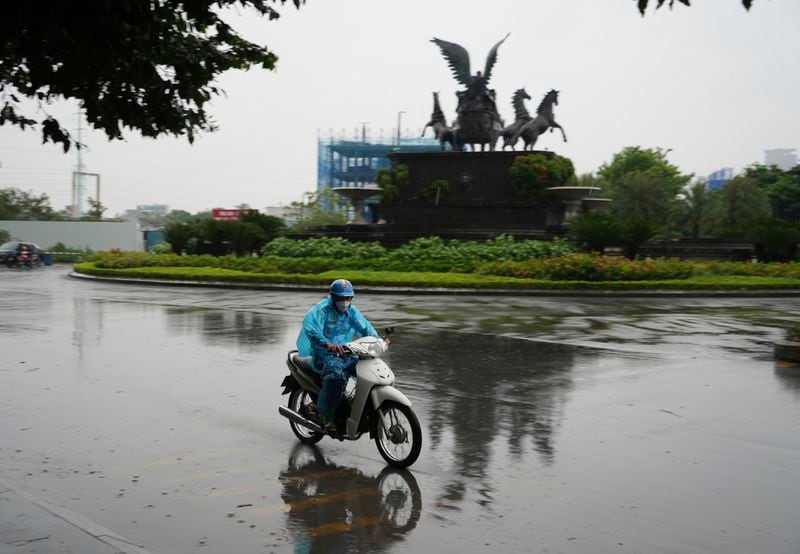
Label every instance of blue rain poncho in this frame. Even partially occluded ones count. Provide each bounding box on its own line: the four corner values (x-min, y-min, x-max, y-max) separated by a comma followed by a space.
296, 296, 380, 420
296, 297, 379, 358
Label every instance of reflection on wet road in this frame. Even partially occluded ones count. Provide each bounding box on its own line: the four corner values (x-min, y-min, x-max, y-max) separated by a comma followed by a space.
1, 267, 799, 553
279, 445, 421, 551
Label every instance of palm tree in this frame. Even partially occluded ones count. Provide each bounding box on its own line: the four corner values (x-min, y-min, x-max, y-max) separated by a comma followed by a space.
679, 180, 712, 238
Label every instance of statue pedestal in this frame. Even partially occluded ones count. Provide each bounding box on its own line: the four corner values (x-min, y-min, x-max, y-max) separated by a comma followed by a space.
385, 150, 556, 226
302, 150, 591, 245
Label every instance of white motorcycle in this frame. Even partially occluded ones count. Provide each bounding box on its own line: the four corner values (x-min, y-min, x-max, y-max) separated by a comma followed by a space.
279, 329, 422, 468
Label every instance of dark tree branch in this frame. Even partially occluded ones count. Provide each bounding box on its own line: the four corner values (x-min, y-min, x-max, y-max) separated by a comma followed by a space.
637, 0, 754, 15
0, 1, 303, 152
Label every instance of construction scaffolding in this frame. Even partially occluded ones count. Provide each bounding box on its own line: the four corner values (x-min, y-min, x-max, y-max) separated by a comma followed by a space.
317, 130, 439, 220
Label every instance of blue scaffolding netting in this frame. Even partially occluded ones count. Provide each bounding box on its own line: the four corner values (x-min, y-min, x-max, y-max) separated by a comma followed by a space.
317, 134, 440, 220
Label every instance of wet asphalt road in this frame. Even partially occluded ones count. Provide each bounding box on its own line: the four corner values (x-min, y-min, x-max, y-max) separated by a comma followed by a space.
1, 266, 799, 553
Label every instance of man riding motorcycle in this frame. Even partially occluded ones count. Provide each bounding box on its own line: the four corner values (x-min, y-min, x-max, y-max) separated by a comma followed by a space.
296, 279, 380, 432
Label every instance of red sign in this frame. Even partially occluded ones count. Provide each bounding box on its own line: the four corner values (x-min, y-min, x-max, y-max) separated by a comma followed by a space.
212, 208, 256, 220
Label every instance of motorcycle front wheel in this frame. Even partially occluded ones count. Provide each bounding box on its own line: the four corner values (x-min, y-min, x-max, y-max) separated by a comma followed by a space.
372, 401, 422, 468
376, 467, 422, 532
288, 389, 324, 445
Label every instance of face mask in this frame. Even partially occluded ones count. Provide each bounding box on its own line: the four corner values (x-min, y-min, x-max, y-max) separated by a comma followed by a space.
335, 300, 351, 313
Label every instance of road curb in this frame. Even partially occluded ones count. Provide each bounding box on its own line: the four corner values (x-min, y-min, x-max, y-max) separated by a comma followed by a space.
68, 271, 800, 297
774, 340, 800, 363
0, 475, 153, 554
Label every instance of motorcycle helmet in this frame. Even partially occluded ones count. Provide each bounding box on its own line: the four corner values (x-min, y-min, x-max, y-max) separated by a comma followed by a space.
329, 278, 354, 298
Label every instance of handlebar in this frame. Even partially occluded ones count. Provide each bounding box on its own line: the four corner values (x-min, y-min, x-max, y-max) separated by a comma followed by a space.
326, 330, 396, 358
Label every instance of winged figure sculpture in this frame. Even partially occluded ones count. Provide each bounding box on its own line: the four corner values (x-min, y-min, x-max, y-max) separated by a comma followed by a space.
430, 34, 508, 113
430, 34, 509, 150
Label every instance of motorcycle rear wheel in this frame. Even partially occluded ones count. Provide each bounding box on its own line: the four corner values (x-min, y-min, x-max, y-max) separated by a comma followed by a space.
373, 401, 422, 468
288, 389, 324, 445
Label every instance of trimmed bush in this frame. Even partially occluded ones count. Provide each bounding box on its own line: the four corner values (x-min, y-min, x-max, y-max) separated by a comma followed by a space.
509, 153, 575, 202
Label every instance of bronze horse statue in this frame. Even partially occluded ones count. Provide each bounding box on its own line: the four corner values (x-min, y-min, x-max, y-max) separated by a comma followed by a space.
501, 88, 533, 150
422, 92, 456, 150
430, 34, 509, 151
511, 89, 567, 150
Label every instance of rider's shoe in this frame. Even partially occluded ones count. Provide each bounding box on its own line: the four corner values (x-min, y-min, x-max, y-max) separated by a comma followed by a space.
321, 416, 338, 433
300, 403, 327, 430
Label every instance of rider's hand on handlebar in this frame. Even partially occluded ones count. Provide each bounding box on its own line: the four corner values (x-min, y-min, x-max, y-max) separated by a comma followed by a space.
325, 342, 347, 354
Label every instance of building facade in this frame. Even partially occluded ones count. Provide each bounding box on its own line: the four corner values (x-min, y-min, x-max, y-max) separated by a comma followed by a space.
764, 148, 798, 171
707, 168, 734, 190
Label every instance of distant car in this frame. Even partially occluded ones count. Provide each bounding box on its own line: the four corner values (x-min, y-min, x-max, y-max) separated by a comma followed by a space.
0, 241, 43, 268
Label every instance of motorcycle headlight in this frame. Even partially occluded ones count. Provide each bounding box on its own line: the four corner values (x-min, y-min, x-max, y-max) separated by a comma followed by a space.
351, 337, 386, 358
364, 341, 385, 357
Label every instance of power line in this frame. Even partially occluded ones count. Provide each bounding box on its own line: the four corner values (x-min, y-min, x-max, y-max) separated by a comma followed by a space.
0, 166, 68, 172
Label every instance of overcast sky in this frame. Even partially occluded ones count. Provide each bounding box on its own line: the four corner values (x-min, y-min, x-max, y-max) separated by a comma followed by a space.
1, 0, 798, 216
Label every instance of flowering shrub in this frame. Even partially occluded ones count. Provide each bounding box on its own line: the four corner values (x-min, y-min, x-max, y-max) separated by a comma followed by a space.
88, 248, 800, 283
91, 252, 276, 271
701, 261, 800, 278
93, 252, 217, 269
478, 254, 695, 281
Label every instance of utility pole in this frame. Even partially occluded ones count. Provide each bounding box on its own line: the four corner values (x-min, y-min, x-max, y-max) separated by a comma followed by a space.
396, 111, 405, 146
358, 122, 369, 143
72, 172, 101, 217
72, 109, 85, 218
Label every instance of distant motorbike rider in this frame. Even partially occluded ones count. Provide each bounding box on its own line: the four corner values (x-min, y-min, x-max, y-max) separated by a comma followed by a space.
296, 279, 380, 432
16, 244, 30, 267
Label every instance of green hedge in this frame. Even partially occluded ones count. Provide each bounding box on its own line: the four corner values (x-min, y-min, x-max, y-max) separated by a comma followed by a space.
85, 250, 800, 281
73, 263, 800, 290
701, 260, 800, 278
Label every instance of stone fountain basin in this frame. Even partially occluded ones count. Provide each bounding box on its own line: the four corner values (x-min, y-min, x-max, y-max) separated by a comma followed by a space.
581, 197, 612, 209
331, 185, 382, 202
546, 186, 602, 201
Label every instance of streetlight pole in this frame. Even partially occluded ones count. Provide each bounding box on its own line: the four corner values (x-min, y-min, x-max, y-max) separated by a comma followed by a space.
396, 111, 405, 145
